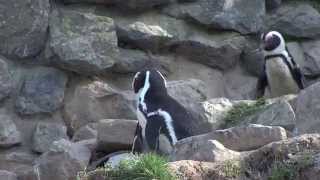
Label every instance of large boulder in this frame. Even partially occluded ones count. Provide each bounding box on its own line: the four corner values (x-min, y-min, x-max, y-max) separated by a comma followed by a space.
296, 82, 320, 134
48, 9, 119, 74
163, 0, 265, 34
15, 67, 68, 115
0, 0, 49, 59
0, 170, 18, 180
97, 119, 137, 153
266, 3, 320, 38
0, 114, 21, 148
33, 139, 91, 180
111, 12, 247, 70
117, 21, 174, 52
72, 123, 97, 142
301, 40, 320, 76
32, 122, 68, 153
112, 49, 149, 74
171, 139, 240, 162
64, 80, 136, 133
0, 58, 13, 101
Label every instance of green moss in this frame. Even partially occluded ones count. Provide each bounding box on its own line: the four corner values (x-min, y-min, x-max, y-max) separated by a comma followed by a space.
221, 98, 267, 128
78, 153, 177, 180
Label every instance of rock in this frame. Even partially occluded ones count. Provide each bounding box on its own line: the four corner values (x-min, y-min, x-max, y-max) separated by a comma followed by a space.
174, 124, 287, 153
287, 42, 308, 74
241, 48, 264, 77
64, 80, 136, 133
112, 49, 149, 74
34, 139, 91, 180
0, 170, 17, 180
72, 123, 97, 142
63, 0, 171, 11
0, 58, 13, 101
167, 79, 208, 105
5, 152, 36, 164
296, 82, 320, 134
266, 0, 281, 11
163, 0, 265, 34
171, 139, 240, 162
106, 153, 135, 168
199, 98, 234, 130
172, 34, 246, 70
15, 67, 68, 115
169, 160, 240, 180
266, 4, 320, 38
242, 101, 296, 131
0, 0, 49, 59
0, 114, 21, 148
32, 122, 68, 153
244, 134, 320, 173
223, 65, 258, 100
117, 21, 174, 52
301, 40, 320, 76
97, 119, 137, 153
49, 9, 119, 74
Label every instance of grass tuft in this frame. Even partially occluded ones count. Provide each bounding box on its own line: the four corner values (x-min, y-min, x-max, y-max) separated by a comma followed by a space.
78, 153, 177, 180
222, 160, 243, 178
221, 98, 267, 128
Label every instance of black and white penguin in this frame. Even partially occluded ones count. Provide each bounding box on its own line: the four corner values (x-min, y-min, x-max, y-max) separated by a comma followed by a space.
256, 31, 304, 98
131, 69, 192, 154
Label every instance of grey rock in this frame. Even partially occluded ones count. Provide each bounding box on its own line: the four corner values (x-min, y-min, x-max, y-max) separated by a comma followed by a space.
0, 0, 49, 59
172, 34, 246, 70
266, 4, 320, 38
198, 124, 287, 151
199, 98, 234, 130
171, 139, 240, 162
167, 79, 208, 105
106, 153, 136, 168
72, 123, 97, 142
5, 152, 37, 164
113, 49, 149, 74
287, 42, 307, 73
117, 21, 174, 52
0, 58, 13, 100
63, 0, 171, 11
296, 82, 320, 134
49, 9, 119, 74
223, 65, 258, 100
0, 114, 21, 148
242, 101, 296, 131
34, 139, 91, 180
163, 0, 265, 34
16, 67, 68, 115
301, 40, 320, 76
0, 170, 17, 180
266, 0, 281, 11
64, 80, 136, 133
242, 48, 264, 77
32, 122, 68, 153
97, 119, 137, 153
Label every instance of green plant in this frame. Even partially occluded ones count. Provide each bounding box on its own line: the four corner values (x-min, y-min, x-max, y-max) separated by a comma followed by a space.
268, 152, 314, 180
78, 153, 177, 180
222, 160, 243, 178
221, 98, 267, 128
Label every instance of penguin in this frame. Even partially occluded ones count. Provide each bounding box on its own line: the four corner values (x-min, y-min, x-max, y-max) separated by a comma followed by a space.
256, 31, 304, 98
131, 69, 192, 155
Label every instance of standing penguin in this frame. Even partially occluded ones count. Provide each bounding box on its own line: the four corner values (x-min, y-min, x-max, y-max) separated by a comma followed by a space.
131, 69, 192, 155
256, 31, 304, 98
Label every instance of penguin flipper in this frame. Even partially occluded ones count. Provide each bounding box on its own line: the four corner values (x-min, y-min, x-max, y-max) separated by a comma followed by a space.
132, 124, 143, 153
256, 71, 268, 99
292, 66, 305, 89
145, 115, 166, 152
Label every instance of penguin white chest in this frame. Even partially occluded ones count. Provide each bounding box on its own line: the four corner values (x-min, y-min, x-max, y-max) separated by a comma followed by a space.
137, 109, 147, 139
265, 58, 299, 97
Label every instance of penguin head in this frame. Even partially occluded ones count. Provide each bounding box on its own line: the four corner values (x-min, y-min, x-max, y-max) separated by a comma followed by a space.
132, 69, 167, 95
261, 31, 286, 54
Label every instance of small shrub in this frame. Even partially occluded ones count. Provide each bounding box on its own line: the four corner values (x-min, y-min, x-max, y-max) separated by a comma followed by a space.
78, 153, 177, 180
222, 160, 243, 178
222, 98, 267, 128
